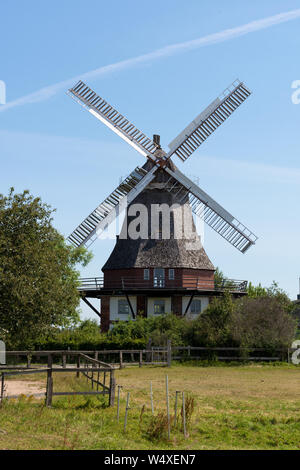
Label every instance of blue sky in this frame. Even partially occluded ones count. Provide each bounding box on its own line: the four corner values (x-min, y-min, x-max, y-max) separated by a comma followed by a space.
1, 1, 300, 319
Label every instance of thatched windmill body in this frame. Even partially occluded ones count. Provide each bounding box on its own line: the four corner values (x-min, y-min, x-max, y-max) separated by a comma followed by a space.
67, 80, 257, 330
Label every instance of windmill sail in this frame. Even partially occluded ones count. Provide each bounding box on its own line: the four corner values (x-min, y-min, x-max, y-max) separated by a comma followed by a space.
68, 166, 156, 248
68, 81, 159, 160
164, 167, 257, 253
167, 80, 251, 162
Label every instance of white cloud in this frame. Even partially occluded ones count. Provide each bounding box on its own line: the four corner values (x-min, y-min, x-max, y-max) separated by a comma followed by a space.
1, 8, 300, 113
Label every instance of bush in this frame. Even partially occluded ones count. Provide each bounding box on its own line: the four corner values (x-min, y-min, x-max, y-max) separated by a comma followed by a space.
231, 296, 296, 349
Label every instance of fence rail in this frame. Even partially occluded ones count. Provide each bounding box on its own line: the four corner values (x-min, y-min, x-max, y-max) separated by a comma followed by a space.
0, 352, 116, 407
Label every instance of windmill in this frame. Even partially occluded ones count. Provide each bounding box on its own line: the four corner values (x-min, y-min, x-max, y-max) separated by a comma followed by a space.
66, 79, 257, 329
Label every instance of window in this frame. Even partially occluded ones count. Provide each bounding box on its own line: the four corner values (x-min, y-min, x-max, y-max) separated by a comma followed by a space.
168, 269, 174, 280
154, 268, 165, 287
118, 299, 129, 315
190, 299, 201, 314
144, 269, 150, 280
154, 300, 165, 314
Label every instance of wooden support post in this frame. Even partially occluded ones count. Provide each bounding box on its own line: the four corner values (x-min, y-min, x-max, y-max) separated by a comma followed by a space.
146, 339, 152, 362
27, 354, 31, 368
167, 339, 172, 367
139, 351, 142, 368
46, 355, 53, 407
0, 373, 5, 404
120, 351, 123, 369
62, 353, 66, 369
184, 292, 195, 315
97, 366, 100, 391
76, 355, 80, 378
109, 370, 116, 407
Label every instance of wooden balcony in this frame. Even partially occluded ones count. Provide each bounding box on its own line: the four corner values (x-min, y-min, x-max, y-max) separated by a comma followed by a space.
78, 276, 248, 296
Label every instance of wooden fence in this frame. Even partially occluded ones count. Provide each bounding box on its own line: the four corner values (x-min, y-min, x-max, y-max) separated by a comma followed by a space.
0, 352, 116, 407
1, 344, 172, 369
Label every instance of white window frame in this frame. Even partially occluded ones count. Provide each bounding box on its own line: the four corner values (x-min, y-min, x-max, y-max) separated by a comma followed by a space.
153, 299, 165, 314
190, 299, 202, 314
144, 268, 150, 280
118, 299, 130, 315
168, 268, 175, 280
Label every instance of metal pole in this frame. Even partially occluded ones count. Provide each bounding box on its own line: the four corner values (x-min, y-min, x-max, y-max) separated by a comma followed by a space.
174, 390, 180, 425
166, 375, 170, 439
124, 392, 130, 432
182, 392, 187, 438
150, 381, 154, 415
167, 339, 172, 367
117, 385, 122, 422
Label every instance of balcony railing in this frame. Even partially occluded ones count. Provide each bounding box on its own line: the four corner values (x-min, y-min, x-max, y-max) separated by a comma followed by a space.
78, 277, 248, 293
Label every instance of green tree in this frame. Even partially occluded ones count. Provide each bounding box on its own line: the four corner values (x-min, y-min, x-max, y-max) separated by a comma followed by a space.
186, 291, 236, 347
0, 189, 91, 347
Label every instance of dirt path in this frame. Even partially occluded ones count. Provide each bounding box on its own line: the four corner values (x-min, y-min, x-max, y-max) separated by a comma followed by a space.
4, 380, 45, 397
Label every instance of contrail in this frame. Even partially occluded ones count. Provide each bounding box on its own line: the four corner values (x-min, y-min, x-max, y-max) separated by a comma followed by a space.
1, 8, 300, 113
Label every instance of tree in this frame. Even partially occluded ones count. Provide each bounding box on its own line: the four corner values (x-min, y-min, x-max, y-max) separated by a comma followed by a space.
232, 296, 296, 349
0, 189, 91, 347
186, 291, 236, 347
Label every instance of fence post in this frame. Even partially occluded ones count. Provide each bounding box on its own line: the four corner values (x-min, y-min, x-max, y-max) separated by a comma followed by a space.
167, 339, 172, 367
76, 355, 80, 378
46, 355, 53, 407
120, 351, 123, 369
166, 375, 170, 440
26, 354, 31, 368
182, 391, 187, 438
62, 352, 66, 369
117, 385, 122, 422
146, 339, 152, 363
287, 348, 290, 363
124, 392, 130, 432
150, 381, 154, 415
174, 390, 180, 425
139, 351, 142, 368
109, 370, 116, 407
0, 373, 5, 404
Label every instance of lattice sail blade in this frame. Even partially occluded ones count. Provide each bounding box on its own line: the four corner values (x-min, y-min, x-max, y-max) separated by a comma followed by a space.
68, 166, 156, 248
68, 81, 159, 160
164, 167, 257, 253
167, 80, 251, 162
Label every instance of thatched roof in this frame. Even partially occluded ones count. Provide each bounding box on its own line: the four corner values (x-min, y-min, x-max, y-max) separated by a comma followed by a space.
102, 159, 215, 271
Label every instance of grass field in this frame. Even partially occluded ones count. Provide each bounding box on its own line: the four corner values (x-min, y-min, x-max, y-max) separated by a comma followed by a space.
0, 363, 299, 450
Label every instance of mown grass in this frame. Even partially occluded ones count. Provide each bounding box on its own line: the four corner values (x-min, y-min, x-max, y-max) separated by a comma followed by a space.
0, 363, 299, 450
